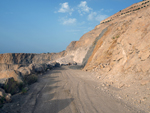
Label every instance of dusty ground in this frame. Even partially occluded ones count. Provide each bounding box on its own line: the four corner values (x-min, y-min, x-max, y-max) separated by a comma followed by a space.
0, 66, 146, 113
92, 71, 150, 113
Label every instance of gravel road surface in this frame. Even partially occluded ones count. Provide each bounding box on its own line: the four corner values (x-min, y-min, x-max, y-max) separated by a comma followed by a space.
0, 66, 144, 113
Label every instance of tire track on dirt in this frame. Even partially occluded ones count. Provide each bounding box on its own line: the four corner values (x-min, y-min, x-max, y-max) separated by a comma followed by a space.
61, 70, 80, 113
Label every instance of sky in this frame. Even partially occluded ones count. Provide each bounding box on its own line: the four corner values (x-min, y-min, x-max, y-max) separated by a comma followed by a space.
0, 0, 141, 54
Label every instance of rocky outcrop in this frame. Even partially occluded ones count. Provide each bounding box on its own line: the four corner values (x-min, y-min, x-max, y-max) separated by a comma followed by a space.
0, 53, 34, 64
0, 70, 23, 83
0, 64, 21, 71
32, 51, 66, 64
0, 88, 11, 105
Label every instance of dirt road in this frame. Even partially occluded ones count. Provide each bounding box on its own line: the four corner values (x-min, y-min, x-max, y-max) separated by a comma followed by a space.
1, 66, 144, 113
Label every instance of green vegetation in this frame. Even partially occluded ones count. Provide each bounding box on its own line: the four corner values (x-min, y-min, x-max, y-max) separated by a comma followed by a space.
112, 35, 120, 40
116, 36, 119, 38
0, 95, 6, 108
21, 88, 27, 94
4, 78, 19, 95
18, 82, 24, 90
24, 74, 38, 85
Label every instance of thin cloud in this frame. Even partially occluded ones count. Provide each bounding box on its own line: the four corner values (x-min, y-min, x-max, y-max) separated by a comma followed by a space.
88, 12, 108, 22
88, 12, 97, 20
78, 1, 92, 15
66, 29, 81, 32
95, 15, 108, 21
58, 2, 74, 15
105, 9, 113, 13
62, 18, 77, 25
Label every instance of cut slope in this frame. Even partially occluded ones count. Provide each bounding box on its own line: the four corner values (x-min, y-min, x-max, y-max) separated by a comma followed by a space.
84, 2, 150, 79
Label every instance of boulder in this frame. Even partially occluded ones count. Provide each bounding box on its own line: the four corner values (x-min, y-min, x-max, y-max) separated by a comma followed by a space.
55, 62, 60, 67
47, 62, 60, 67
0, 88, 6, 97
0, 78, 7, 88
61, 64, 68, 66
5, 93, 11, 102
4, 77, 20, 95
0, 88, 11, 103
0, 70, 23, 84
24, 74, 37, 85
34, 64, 47, 73
17, 67, 31, 76
28, 63, 35, 73
73, 62, 77, 65
47, 64, 53, 70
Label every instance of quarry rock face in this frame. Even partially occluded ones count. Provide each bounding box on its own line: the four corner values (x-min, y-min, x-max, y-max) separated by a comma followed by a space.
0, 70, 23, 83
0, 53, 34, 64
0, 51, 66, 70
57, 23, 109, 64
0, 51, 66, 65
83, 0, 150, 85
54, 0, 150, 88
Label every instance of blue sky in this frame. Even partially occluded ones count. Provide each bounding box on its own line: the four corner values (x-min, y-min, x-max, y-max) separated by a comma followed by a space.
0, 0, 141, 54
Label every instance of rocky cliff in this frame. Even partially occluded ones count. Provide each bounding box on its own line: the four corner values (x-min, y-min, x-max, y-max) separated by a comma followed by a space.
56, 0, 150, 88
63, 1, 150, 110
61, 1, 150, 66
83, 0, 150, 85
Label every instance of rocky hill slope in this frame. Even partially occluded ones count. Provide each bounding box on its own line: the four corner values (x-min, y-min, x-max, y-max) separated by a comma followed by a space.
59, 1, 150, 66
83, 0, 150, 85
56, 1, 150, 111
60, 0, 150, 84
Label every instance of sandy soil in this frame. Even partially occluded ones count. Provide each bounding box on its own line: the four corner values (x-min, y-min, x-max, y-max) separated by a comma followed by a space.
0, 66, 145, 113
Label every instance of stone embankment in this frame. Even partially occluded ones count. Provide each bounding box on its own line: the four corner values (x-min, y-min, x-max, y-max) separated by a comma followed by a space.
0, 52, 65, 107
0, 61, 61, 107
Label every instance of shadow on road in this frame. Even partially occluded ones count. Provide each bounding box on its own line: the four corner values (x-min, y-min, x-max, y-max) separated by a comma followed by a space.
68, 65, 84, 70
34, 96, 74, 113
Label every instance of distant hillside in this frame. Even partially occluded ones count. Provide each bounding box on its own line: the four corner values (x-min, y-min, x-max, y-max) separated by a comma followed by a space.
0, 52, 66, 71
